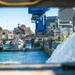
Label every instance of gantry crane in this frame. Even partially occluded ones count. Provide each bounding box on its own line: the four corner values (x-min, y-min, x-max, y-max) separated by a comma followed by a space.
28, 8, 49, 36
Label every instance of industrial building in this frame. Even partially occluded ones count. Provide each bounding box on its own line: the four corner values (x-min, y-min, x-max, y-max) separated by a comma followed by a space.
58, 8, 74, 29
46, 16, 58, 29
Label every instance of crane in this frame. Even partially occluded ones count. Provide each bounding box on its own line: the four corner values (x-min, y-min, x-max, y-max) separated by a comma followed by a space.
28, 8, 49, 36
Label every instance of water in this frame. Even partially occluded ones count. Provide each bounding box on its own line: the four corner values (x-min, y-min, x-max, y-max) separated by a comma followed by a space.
26, 44, 32, 49
0, 51, 49, 64
0, 44, 49, 64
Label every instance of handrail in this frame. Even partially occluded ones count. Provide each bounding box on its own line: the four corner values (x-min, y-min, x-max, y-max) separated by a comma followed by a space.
0, 0, 42, 6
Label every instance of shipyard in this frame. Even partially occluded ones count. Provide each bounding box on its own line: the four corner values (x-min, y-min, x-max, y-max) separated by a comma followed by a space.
0, 8, 75, 63
0, 3, 75, 74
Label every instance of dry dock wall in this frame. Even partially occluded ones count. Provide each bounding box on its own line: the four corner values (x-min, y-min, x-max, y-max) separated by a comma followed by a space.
40, 44, 52, 57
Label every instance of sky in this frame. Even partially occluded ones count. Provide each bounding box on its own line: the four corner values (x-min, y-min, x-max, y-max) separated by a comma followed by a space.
0, 7, 58, 32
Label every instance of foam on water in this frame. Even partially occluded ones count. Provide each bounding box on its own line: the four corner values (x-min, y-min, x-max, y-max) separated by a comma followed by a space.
46, 33, 75, 63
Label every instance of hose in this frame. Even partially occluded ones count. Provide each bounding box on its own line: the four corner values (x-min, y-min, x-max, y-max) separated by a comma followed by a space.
0, 0, 42, 6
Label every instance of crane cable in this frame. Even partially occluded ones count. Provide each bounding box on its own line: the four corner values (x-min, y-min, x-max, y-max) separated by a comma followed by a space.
0, 0, 42, 6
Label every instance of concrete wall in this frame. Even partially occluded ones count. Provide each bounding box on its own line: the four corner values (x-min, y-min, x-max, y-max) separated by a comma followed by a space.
43, 46, 52, 57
